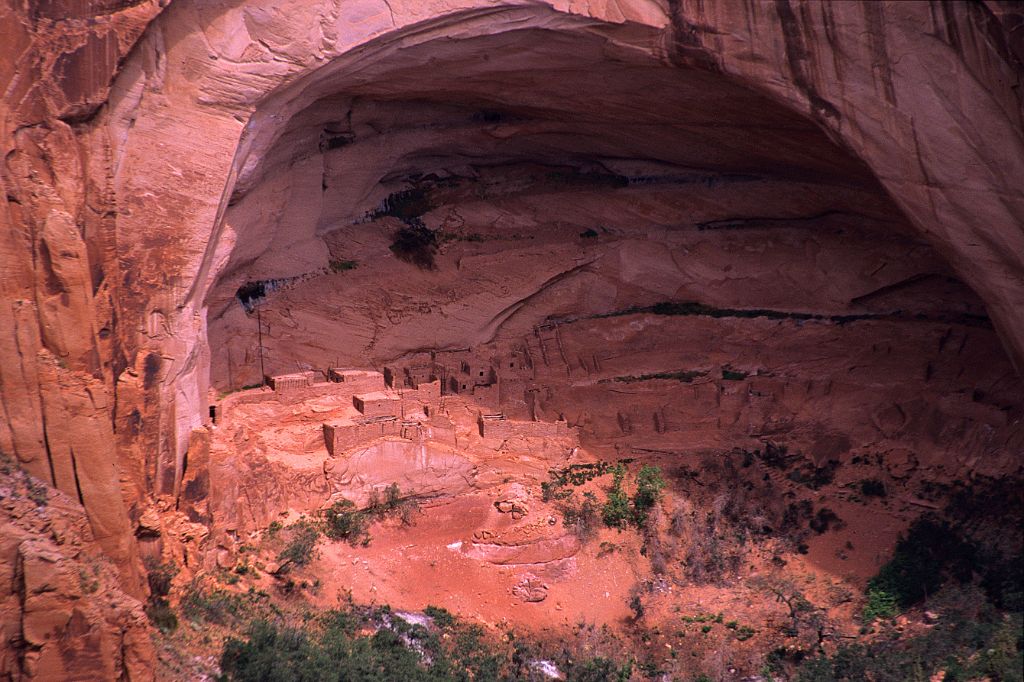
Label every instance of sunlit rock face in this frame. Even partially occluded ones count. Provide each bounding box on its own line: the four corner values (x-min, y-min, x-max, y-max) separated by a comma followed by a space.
0, 1, 1022, 678
205, 19, 1022, 488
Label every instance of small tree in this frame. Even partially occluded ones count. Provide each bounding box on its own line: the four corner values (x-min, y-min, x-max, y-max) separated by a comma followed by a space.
602, 465, 632, 529
632, 465, 665, 526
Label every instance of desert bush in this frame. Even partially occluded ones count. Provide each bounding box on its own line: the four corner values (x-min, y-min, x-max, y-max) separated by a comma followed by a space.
797, 586, 1022, 682
750, 576, 829, 647
632, 465, 665, 526
390, 224, 438, 269
601, 465, 632, 529
567, 656, 633, 682
423, 605, 456, 628
809, 507, 844, 534
859, 478, 887, 497
787, 459, 840, 489
181, 584, 274, 626
278, 520, 322, 566
146, 601, 179, 634
221, 602, 520, 681
145, 558, 178, 598
25, 477, 48, 506
863, 517, 975, 621
682, 496, 747, 585
328, 259, 357, 273
322, 500, 369, 546
561, 491, 600, 542
322, 485, 419, 548
721, 367, 748, 381
756, 442, 791, 469
143, 557, 179, 633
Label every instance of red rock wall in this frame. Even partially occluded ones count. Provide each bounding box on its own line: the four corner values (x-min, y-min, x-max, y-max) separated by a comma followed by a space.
0, 5, 1021, 678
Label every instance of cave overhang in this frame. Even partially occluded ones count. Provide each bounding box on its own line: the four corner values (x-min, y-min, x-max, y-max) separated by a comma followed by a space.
106, 0, 1024, 489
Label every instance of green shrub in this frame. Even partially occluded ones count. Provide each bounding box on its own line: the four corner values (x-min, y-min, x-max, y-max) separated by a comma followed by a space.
278, 521, 321, 566
859, 479, 887, 497
322, 486, 419, 547
632, 465, 665, 526
602, 465, 632, 529
799, 587, 1022, 682
322, 500, 369, 546
180, 585, 273, 626
328, 259, 357, 273
863, 518, 974, 620
145, 600, 178, 634
390, 224, 438, 269
145, 558, 178, 598
423, 605, 456, 628
143, 558, 179, 633
549, 461, 617, 487
222, 604, 515, 681
568, 656, 633, 682
721, 368, 748, 381
735, 625, 756, 641
26, 477, 48, 506
861, 586, 899, 622
78, 566, 100, 594
809, 507, 843, 534
561, 491, 600, 542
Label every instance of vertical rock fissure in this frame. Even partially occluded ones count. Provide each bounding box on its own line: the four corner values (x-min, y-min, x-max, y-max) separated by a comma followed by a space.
69, 446, 86, 506
40, 412, 57, 488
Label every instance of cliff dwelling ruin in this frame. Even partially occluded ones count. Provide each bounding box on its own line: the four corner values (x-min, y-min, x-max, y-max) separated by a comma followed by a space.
1, 1, 1023, 680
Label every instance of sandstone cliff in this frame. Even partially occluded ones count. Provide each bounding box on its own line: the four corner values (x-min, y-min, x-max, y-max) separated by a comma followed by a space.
0, 1, 1021, 678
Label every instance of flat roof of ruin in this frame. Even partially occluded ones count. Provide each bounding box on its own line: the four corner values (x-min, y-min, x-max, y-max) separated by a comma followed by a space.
354, 391, 398, 401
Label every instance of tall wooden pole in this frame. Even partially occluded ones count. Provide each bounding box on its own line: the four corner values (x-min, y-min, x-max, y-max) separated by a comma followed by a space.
256, 304, 266, 384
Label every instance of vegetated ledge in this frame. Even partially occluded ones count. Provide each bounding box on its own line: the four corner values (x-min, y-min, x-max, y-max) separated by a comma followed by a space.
548, 301, 993, 329
598, 369, 709, 384
234, 259, 358, 312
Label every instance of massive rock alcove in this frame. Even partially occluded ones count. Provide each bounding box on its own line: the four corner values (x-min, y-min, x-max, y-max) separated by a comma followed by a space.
204, 19, 1021, 480
207, 22, 941, 379
1, 1, 1022, 678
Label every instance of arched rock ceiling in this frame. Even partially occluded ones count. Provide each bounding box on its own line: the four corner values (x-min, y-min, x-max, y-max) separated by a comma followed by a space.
1, 0, 1021, 589
100, 3, 1022, 471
